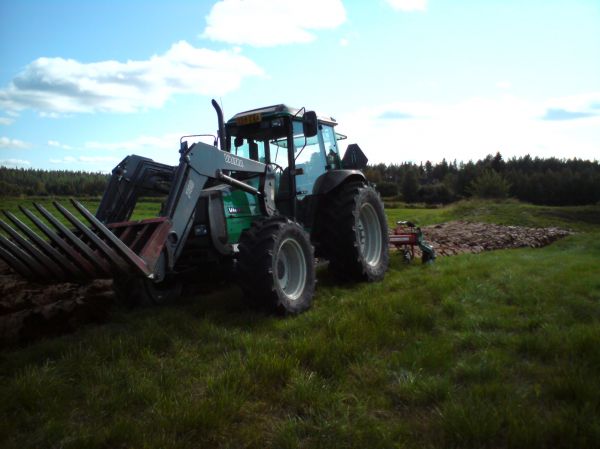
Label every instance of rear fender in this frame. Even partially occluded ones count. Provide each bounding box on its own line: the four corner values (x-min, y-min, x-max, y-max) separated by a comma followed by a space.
298, 170, 366, 229
311, 170, 366, 195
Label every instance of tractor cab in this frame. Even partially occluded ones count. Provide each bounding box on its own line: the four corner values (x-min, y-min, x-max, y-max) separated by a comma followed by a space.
225, 104, 346, 219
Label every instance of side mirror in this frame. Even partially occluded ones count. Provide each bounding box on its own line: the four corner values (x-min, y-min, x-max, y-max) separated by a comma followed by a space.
303, 111, 318, 137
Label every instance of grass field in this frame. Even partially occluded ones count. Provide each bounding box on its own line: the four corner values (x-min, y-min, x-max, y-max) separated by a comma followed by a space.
1, 199, 599, 448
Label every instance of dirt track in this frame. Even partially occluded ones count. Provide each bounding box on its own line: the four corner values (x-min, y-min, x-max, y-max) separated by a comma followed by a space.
0, 221, 572, 346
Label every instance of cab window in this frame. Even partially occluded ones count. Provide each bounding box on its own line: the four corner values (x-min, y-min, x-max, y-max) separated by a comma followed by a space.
232, 137, 267, 163
321, 125, 338, 156
292, 120, 325, 197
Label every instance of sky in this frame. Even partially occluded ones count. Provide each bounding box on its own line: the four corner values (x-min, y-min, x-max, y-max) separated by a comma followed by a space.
0, 0, 599, 172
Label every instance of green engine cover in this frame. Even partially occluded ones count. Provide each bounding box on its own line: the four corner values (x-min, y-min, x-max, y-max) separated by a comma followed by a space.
221, 179, 263, 244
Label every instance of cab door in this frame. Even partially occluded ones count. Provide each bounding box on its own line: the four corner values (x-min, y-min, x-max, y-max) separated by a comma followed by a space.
292, 120, 327, 199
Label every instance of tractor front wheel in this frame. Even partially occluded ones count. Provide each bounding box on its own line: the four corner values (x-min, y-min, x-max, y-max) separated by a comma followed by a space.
317, 181, 389, 281
113, 274, 182, 306
238, 216, 315, 314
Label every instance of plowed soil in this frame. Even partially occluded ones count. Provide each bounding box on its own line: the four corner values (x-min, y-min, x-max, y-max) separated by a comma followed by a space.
0, 221, 571, 346
407, 221, 572, 257
0, 267, 113, 346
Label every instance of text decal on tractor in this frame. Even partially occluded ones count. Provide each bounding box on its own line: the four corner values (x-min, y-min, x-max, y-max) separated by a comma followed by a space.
0, 100, 389, 314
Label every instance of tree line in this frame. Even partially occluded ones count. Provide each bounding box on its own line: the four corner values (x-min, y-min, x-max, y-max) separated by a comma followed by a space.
0, 167, 109, 196
365, 153, 600, 206
1, 154, 600, 206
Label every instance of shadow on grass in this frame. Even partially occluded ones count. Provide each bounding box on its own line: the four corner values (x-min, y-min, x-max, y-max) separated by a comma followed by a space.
540, 206, 600, 226
1, 263, 352, 371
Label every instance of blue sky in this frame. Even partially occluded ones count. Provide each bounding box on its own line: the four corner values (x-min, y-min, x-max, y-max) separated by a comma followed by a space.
1, 0, 599, 172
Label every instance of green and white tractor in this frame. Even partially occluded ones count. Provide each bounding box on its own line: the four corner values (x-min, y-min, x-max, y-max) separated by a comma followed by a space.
0, 101, 389, 314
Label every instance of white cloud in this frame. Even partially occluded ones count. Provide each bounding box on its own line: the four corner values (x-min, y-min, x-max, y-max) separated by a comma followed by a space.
0, 136, 30, 149
0, 41, 264, 115
496, 81, 512, 90
45, 132, 214, 171
544, 91, 600, 115
84, 134, 178, 152
339, 38, 349, 47
385, 0, 427, 12
0, 117, 14, 125
82, 132, 216, 166
48, 156, 72, 164
48, 140, 73, 150
39, 112, 61, 119
202, 0, 346, 47
49, 155, 119, 166
78, 156, 120, 163
50, 156, 76, 164
0, 158, 30, 167
337, 93, 600, 164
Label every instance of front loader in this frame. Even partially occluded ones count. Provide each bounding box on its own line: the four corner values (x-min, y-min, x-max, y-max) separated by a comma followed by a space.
0, 100, 389, 314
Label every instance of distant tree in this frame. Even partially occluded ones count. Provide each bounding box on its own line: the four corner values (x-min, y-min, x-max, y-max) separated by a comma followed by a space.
424, 161, 433, 182
364, 167, 382, 183
456, 161, 479, 196
432, 158, 449, 181
491, 152, 505, 172
375, 181, 398, 197
0, 180, 20, 195
468, 170, 511, 199
0, 166, 109, 197
402, 169, 420, 202
419, 183, 454, 204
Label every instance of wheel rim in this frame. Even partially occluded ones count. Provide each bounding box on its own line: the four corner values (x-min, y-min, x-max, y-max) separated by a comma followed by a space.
276, 238, 307, 301
144, 277, 181, 303
357, 203, 383, 267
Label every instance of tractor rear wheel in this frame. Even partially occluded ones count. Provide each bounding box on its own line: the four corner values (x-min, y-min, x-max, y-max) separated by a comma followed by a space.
238, 216, 315, 314
317, 181, 389, 281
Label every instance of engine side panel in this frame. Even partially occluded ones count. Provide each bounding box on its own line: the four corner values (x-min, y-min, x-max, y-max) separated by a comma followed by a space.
222, 180, 263, 244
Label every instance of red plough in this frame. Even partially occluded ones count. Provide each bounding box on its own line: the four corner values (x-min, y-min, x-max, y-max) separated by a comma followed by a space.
389, 221, 436, 264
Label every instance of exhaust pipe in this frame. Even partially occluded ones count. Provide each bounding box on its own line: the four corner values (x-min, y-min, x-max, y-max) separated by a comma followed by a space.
212, 99, 227, 152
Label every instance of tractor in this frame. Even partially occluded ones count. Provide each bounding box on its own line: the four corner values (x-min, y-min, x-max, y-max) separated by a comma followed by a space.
0, 101, 389, 314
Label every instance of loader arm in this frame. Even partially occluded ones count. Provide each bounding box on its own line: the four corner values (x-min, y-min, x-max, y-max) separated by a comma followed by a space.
162, 141, 275, 264
96, 155, 176, 224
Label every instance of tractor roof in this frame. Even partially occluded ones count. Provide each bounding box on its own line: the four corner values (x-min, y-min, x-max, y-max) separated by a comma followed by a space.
227, 104, 337, 127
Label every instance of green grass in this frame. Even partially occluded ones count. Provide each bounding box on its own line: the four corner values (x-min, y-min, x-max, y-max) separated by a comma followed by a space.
1, 199, 599, 448
385, 198, 600, 231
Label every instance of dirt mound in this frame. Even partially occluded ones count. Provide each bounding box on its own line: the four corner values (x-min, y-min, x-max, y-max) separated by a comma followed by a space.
417, 221, 571, 257
0, 221, 572, 347
0, 261, 114, 347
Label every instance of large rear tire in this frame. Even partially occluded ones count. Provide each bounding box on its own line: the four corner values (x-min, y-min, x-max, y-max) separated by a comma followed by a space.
238, 216, 316, 315
317, 181, 389, 281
